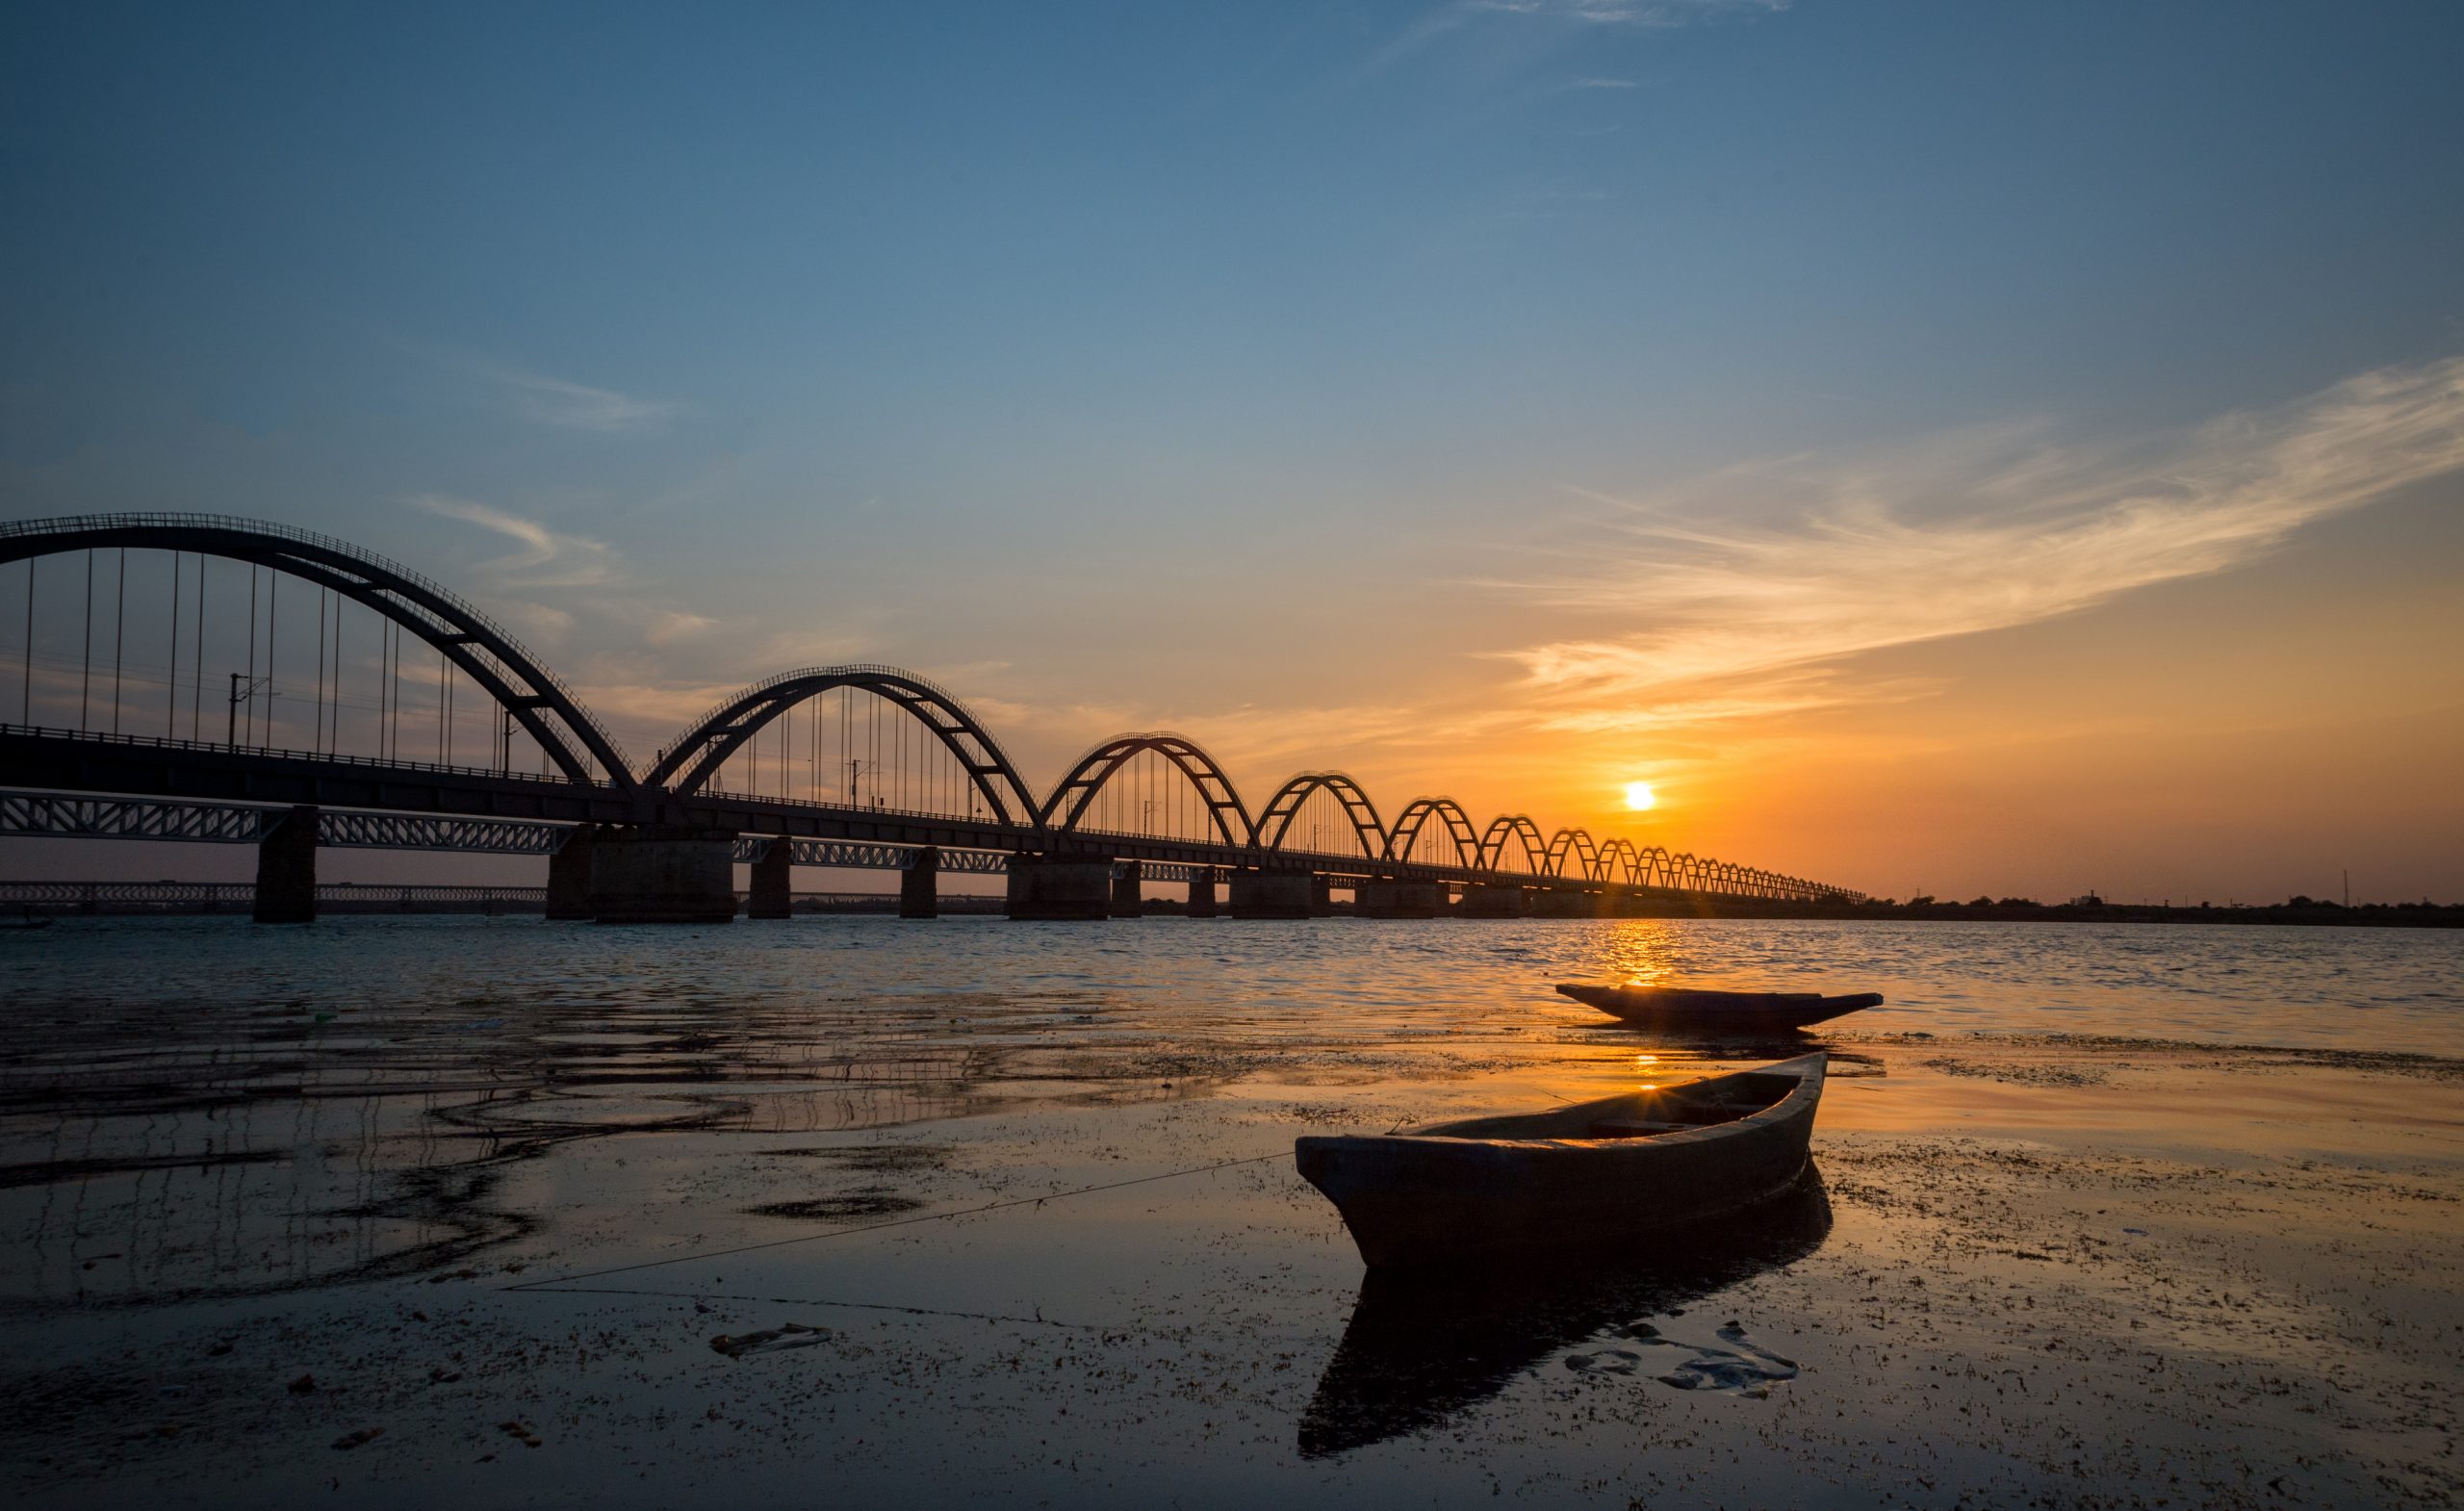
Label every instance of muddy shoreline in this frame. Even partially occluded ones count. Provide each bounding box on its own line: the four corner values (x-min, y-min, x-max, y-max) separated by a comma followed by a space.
3, 919, 2457, 1506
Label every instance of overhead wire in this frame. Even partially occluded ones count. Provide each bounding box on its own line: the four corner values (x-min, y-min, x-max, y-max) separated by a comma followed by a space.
18, 557, 32, 725
110, 548, 124, 734
166, 551, 180, 739
79, 549, 91, 730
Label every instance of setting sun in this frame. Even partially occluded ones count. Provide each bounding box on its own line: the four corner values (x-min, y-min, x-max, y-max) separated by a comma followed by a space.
1623, 781, 1656, 811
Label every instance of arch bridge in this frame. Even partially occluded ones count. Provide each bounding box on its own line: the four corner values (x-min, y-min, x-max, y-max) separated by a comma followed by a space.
0, 513, 1862, 922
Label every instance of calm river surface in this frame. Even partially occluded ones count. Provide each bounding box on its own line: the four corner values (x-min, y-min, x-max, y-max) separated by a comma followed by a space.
2, 916, 2458, 1508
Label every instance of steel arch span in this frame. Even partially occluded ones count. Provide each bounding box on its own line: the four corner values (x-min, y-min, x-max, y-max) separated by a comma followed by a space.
1544, 827, 1604, 883
0, 513, 635, 786
648, 664, 1040, 823
1252, 771, 1386, 857
0, 518, 1871, 901
1040, 732, 1251, 845
1383, 797, 1479, 867
1477, 814, 1548, 873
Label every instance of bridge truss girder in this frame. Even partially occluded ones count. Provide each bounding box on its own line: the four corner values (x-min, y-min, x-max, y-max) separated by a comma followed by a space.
0, 790, 574, 854
732, 836, 1008, 873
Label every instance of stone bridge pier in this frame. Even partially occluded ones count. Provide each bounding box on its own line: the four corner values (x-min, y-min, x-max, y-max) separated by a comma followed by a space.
1228, 869, 1314, 920
252, 805, 319, 924
1530, 887, 1612, 918
900, 847, 939, 919
547, 826, 598, 919
1458, 884, 1528, 918
587, 827, 737, 924
1356, 879, 1447, 918
1110, 860, 1144, 918
748, 839, 795, 919
1006, 855, 1113, 920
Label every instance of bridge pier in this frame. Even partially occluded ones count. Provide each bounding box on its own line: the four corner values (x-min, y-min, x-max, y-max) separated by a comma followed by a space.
252, 805, 318, 924
1228, 870, 1313, 920
1006, 856, 1112, 921
1531, 888, 1609, 918
1310, 875, 1338, 917
747, 839, 794, 919
1459, 884, 1528, 918
900, 847, 938, 919
589, 827, 737, 924
1356, 879, 1446, 919
546, 826, 598, 919
1186, 869, 1219, 919
1110, 860, 1144, 918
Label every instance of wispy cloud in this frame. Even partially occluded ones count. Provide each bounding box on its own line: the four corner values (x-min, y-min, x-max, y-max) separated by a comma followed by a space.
415, 495, 622, 589
495, 602, 576, 647
1497, 355, 2464, 730
394, 337, 680, 433
644, 611, 717, 647
475, 363, 680, 433
1372, 0, 1784, 73
1466, 0, 1785, 23
1563, 76, 1641, 89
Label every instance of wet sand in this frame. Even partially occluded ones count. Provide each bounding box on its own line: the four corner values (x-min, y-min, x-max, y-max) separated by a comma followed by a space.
1, 919, 2458, 1507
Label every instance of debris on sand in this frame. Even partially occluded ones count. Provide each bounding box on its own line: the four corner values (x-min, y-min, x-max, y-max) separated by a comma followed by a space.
285, 1373, 316, 1395
1567, 1321, 1799, 1398
330, 1426, 384, 1451
709, 1323, 830, 1359
497, 1419, 542, 1448
744, 1193, 923, 1221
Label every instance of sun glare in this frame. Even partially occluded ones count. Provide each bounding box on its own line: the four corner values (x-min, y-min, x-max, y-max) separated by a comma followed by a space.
1623, 781, 1656, 811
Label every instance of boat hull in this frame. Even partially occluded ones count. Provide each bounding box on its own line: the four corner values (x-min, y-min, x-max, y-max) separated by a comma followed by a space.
1555, 984, 1881, 1032
1296, 1055, 1825, 1269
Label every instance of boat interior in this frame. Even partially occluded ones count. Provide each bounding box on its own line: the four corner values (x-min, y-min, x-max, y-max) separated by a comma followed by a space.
1414, 1068, 1810, 1142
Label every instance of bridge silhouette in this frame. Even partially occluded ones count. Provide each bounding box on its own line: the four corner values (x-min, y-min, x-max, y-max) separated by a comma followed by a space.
0, 514, 1859, 922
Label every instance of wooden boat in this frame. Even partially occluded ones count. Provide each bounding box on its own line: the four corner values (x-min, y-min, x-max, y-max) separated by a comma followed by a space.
1555, 982, 1881, 1032
1295, 1053, 1827, 1269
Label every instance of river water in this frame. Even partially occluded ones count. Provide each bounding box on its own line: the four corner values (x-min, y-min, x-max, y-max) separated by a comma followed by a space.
2, 916, 2458, 1507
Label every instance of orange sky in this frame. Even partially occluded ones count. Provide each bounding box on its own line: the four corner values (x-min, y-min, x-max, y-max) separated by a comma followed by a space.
9, 8, 2464, 902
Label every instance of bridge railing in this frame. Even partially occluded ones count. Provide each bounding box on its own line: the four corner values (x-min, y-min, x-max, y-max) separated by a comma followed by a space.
694, 781, 1022, 829
0, 722, 627, 791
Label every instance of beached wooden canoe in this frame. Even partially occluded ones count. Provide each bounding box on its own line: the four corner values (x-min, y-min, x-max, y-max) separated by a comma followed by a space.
1555, 982, 1881, 1031
1295, 1053, 1827, 1269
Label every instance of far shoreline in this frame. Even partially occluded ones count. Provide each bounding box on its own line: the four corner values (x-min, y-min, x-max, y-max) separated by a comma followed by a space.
1510, 896, 2464, 929
8, 885, 2456, 928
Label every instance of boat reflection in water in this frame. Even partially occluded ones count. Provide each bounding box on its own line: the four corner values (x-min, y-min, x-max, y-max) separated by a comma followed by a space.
1296, 1169, 1833, 1458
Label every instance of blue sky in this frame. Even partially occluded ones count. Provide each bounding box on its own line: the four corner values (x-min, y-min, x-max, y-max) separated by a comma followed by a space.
5, 1, 2462, 898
